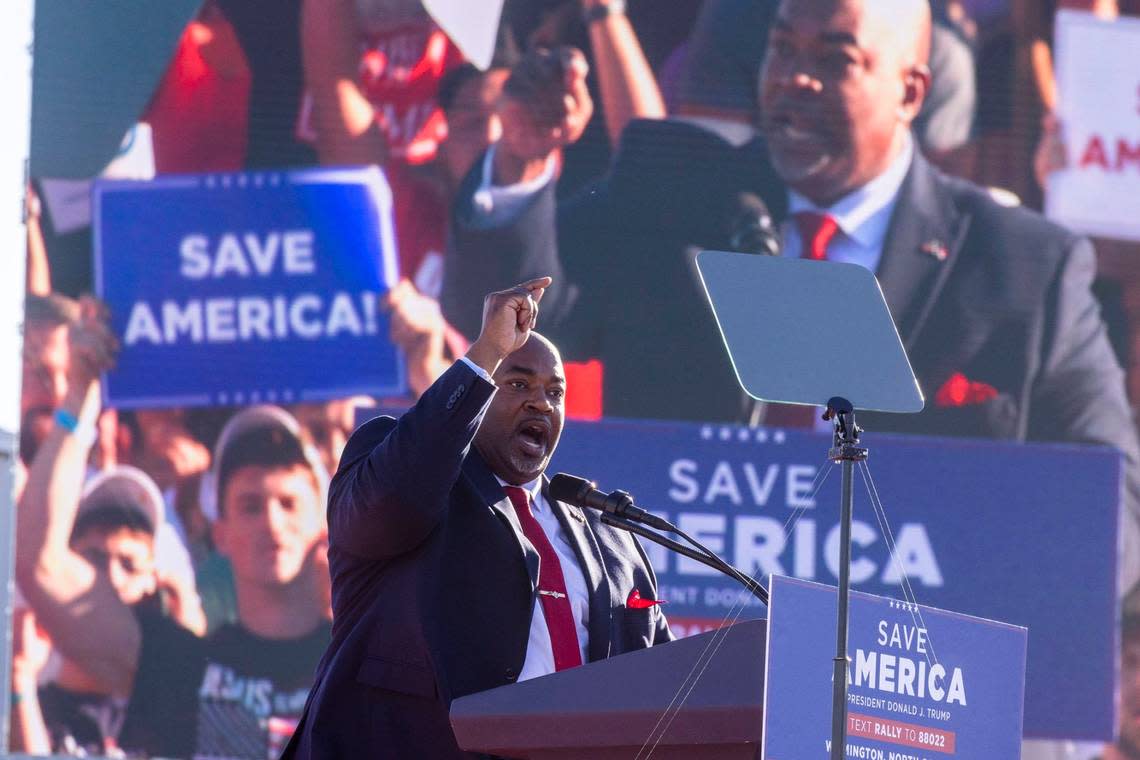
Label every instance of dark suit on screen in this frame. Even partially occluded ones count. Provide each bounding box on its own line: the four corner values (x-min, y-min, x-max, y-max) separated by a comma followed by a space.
444, 118, 1140, 587
280, 361, 671, 760
445, 119, 770, 423
447, 118, 1136, 447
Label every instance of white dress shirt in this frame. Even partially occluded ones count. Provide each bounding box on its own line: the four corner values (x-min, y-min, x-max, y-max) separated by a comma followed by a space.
470, 143, 558, 227
458, 357, 591, 679
780, 135, 914, 273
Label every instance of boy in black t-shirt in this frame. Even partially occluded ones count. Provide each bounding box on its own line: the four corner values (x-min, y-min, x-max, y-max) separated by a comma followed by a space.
17, 307, 332, 760
122, 601, 330, 759
119, 406, 332, 760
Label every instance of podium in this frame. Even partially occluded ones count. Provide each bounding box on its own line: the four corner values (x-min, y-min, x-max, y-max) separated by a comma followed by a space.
450, 620, 768, 760
451, 576, 1029, 759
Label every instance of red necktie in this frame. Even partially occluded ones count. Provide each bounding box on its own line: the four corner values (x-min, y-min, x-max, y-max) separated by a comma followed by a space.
794, 211, 840, 260
503, 486, 583, 671
764, 212, 839, 428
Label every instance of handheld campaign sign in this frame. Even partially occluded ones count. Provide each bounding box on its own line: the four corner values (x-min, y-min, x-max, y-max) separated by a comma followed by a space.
94, 167, 406, 408
763, 576, 1027, 759
1046, 10, 1140, 242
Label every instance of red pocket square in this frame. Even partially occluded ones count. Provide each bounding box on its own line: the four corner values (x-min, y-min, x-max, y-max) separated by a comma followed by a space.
934, 372, 998, 408
627, 589, 664, 609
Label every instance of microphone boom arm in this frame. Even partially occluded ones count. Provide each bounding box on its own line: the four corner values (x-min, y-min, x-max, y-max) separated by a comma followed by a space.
599, 513, 769, 605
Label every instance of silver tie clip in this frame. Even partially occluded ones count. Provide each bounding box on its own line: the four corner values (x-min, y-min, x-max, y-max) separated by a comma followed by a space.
538, 589, 567, 600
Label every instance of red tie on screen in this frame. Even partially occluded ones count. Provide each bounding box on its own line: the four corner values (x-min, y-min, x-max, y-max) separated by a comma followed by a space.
504, 486, 583, 671
761, 213, 839, 429
794, 211, 840, 260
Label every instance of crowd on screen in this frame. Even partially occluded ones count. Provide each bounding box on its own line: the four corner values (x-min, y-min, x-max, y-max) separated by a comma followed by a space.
12, 0, 1140, 758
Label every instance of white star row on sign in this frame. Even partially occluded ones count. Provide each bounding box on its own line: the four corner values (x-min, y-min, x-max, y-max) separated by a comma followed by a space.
699, 426, 788, 444
888, 599, 920, 613
216, 389, 293, 406
203, 173, 282, 189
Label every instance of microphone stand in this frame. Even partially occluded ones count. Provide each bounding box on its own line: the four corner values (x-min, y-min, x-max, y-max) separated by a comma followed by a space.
824, 397, 869, 760
598, 512, 769, 605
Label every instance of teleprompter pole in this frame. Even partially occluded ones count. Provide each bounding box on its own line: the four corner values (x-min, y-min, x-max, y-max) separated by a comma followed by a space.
825, 397, 869, 760
692, 250, 924, 757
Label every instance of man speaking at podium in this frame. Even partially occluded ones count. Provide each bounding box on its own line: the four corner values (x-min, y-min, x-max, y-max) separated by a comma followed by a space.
281, 277, 671, 759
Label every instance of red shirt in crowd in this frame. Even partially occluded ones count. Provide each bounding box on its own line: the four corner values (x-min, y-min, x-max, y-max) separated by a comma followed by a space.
144, 6, 251, 174
296, 21, 465, 166
294, 20, 463, 291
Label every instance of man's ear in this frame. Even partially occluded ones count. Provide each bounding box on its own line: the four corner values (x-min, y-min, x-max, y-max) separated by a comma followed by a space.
900, 64, 932, 122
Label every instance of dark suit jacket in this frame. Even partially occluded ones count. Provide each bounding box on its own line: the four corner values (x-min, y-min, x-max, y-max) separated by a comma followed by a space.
281, 361, 671, 759
446, 118, 1139, 449
446, 119, 770, 422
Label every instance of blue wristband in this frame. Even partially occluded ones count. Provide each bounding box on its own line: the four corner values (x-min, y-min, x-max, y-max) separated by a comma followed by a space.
53, 407, 96, 445
53, 408, 81, 433
11, 689, 36, 705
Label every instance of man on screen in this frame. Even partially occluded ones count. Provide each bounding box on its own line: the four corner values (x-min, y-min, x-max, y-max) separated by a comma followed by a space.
445, 0, 1140, 587
281, 278, 671, 759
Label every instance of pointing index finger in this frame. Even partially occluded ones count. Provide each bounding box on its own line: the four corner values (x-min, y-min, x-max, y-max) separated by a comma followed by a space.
516, 276, 553, 303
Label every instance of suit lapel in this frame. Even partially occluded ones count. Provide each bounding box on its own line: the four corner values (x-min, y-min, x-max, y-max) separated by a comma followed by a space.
542, 476, 614, 662
458, 458, 615, 660
875, 152, 971, 350
460, 451, 540, 593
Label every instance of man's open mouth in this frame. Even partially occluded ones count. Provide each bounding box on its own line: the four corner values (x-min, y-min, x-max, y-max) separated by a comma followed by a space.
767, 112, 823, 144
515, 420, 551, 456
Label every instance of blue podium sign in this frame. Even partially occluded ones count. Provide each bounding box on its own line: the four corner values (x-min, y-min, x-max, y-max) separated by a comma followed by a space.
94, 168, 406, 408
546, 418, 1119, 740
763, 575, 1027, 759
354, 404, 1120, 739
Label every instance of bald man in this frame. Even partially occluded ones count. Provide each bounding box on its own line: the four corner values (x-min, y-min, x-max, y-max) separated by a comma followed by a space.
448, 0, 1140, 585
458, 0, 1125, 412
282, 279, 670, 759
758, 0, 1139, 589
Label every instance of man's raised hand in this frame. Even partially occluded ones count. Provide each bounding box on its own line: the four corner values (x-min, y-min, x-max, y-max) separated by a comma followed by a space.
465, 277, 552, 376
62, 296, 120, 425
494, 48, 593, 184
68, 296, 119, 392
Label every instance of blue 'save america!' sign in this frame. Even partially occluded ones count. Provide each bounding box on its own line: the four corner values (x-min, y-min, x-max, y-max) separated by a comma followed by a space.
94, 167, 406, 408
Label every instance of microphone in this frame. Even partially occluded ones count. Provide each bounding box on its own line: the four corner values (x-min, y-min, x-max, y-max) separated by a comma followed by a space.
728, 192, 780, 257
549, 472, 769, 605
728, 192, 780, 427
549, 474, 674, 532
